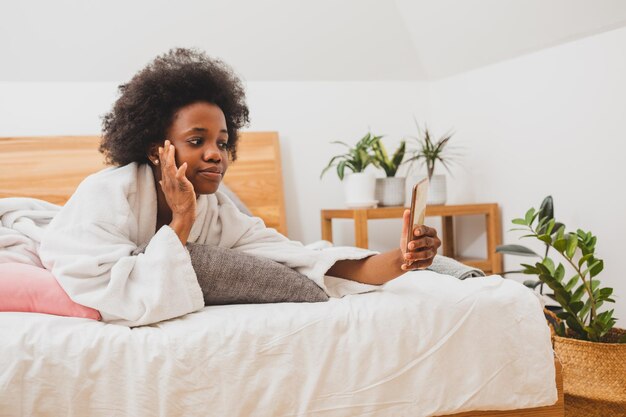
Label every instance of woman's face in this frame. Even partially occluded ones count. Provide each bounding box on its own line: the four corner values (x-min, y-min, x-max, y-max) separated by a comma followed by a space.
156, 101, 230, 195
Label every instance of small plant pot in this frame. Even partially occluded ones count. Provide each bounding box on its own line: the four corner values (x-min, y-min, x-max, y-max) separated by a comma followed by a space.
552, 328, 626, 416
427, 174, 447, 205
344, 172, 377, 207
375, 177, 405, 207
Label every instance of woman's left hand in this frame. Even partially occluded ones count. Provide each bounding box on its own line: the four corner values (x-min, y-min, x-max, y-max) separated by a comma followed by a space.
400, 209, 442, 271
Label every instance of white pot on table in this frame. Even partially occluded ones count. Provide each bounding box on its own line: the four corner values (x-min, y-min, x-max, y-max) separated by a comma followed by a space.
344, 172, 377, 208
375, 177, 406, 206
427, 174, 447, 205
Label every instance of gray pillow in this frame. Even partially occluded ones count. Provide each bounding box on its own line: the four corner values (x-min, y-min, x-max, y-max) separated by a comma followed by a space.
186, 243, 329, 305
219, 184, 253, 216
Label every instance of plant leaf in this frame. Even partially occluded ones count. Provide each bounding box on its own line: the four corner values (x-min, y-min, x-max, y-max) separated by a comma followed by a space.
536, 217, 548, 234
520, 263, 540, 274
495, 244, 540, 257
582, 260, 601, 279
564, 314, 586, 337
578, 253, 593, 268
337, 160, 346, 180
524, 208, 536, 225
571, 283, 587, 302
553, 238, 567, 253
564, 275, 580, 291
590, 259, 604, 278
329, 140, 351, 147
542, 257, 555, 275
537, 234, 552, 244
556, 225, 565, 240
552, 222, 565, 236
523, 279, 542, 289
570, 300, 584, 314
566, 233, 578, 259
554, 263, 565, 282
538, 196, 554, 223
391, 141, 406, 168
591, 279, 601, 292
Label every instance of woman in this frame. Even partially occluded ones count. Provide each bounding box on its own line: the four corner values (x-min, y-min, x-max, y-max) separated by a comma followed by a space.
39, 48, 441, 326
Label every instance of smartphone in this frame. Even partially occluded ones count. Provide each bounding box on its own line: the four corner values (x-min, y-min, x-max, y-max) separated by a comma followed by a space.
406, 178, 429, 247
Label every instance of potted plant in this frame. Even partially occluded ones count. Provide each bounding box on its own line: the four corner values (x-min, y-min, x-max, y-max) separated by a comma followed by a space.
405, 122, 458, 205
320, 132, 380, 207
497, 196, 625, 416
371, 138, 407, 206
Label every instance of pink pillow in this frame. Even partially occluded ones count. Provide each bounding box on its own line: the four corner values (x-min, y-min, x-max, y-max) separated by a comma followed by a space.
0, 262, 101, 320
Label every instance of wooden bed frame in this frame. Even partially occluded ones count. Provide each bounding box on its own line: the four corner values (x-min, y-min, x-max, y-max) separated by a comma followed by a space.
0, 133, 287, 236
0, 134, 563, 416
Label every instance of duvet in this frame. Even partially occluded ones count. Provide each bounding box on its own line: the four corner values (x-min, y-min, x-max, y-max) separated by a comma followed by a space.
0, 271, 557, 417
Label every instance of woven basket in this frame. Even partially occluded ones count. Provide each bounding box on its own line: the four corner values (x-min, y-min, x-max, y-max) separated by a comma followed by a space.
552, 327, 626, 417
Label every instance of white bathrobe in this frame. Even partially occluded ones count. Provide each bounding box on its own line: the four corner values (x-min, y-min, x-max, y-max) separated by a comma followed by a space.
35, 163, 377, 326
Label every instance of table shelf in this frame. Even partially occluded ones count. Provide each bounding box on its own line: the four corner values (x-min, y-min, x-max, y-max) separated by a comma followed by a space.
320, 203, 503, 275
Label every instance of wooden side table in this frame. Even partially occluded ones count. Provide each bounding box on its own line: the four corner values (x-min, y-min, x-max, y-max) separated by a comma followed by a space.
320, 204, 503, 274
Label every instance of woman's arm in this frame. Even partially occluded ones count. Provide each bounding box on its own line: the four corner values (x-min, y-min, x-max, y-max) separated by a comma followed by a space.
157, 141, 197, 246
170, 216, 194, 246
327, 210, 442, 285
326, 249, 404, 285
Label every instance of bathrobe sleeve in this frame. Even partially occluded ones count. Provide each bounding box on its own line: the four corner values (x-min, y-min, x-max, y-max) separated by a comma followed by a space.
38, 171, 204, 327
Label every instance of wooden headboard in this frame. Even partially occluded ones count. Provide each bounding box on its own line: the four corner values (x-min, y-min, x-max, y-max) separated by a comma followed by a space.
0, 132, 288, 235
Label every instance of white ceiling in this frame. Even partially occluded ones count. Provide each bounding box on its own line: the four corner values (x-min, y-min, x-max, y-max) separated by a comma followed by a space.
1, 0, 626, 82
396, 0, 626, 79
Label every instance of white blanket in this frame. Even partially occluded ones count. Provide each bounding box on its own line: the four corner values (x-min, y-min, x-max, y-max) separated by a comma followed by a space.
0, 197, 59, 267
1, 163, 377, 326
0, 272, 557, 417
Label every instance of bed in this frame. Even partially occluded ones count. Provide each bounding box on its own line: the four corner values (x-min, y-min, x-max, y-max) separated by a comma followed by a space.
0, 133, 563, 417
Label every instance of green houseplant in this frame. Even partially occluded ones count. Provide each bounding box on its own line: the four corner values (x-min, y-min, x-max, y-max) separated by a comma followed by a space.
321, 132, 380, 180
405, 126, 454, 181
497, 196, 622, 342
371, 138, 407, 206
405, 123, 458, 205
320, 132, 381, 207
371, 138, 406, 178
497, 196, 625, 415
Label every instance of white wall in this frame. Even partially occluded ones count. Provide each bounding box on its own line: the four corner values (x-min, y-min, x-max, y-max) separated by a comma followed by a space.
426, 27, 626, 323
0, 83, 118, 135
0, 81, 429, 250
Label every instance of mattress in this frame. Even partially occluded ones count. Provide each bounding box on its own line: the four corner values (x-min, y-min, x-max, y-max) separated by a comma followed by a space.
0, 272, 557, 417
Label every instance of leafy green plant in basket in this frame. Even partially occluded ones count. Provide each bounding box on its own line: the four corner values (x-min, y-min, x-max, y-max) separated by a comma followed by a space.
497, 196, 625, 343
320, 132, 381, 180
370, 138, 407, 177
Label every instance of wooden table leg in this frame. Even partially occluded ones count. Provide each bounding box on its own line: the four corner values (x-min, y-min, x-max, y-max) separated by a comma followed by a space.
354, 209, 369, 249
485, 205, 503, 274
441, 215, 455, 257
321, 213, 333, 243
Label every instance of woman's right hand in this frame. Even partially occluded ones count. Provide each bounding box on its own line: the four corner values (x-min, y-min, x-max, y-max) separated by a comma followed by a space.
158, 140, 196, 223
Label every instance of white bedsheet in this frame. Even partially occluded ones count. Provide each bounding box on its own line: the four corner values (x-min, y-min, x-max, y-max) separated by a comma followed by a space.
0, 272, 557, 417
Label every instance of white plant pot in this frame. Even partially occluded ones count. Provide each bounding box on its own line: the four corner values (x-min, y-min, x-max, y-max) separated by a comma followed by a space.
427, 174, 447, 205
375, 177, 406, 207
344, 172, 377, 207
